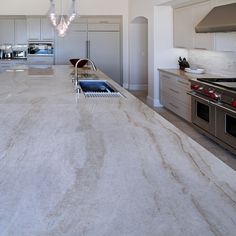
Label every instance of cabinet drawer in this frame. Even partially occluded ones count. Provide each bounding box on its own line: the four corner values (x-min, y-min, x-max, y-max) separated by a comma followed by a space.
27, 56, 54, 65
161, 81, 191, 106
161, 91, 191, 122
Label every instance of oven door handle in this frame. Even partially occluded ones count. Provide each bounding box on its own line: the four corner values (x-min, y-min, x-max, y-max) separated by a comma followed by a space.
187, 91, 236, 115
187, 91, 212, 104
211, 102, 236, 115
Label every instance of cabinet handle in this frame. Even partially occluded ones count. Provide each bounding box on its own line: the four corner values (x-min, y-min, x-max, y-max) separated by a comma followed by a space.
169, 88, 179, 94
177, 80, 189, 86
169, 102, 179, 109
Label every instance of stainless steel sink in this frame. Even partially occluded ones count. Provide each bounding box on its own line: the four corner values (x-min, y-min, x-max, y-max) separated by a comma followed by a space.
78, 80, 122, 97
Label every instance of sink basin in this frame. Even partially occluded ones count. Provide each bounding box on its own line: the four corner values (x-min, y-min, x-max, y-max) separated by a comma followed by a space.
78, 80, 122, 97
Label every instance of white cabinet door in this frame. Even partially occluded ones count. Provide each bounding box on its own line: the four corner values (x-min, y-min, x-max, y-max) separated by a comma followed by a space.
89, 31, 121, 84
27, 17, 41, 41
173, 6, 194, 49
40, 18, 54, 41
27, 17, 54, 41
193, 1, 214, 50
0, 19, 15, 44
215, 32, 236, 52
55, 23, 87, 65
15, 19, 27, 44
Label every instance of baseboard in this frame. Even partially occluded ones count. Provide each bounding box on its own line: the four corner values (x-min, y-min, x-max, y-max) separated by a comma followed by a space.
147, 96, 163, 107
123, 83, 129, 89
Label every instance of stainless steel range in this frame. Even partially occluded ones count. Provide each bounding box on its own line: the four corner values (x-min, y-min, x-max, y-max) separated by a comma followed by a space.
188, 77, 236, 154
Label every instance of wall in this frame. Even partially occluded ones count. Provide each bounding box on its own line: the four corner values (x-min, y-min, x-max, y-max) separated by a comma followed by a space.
129, 0, 187, 106
0, 0, 129, 87
189, 50, 236, 77
0, 0, 127, 15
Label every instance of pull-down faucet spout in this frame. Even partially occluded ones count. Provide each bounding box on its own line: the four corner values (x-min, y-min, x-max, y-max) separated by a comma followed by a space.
74, 58, 97, 80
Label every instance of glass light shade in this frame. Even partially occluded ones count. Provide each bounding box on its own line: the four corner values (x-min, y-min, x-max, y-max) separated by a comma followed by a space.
48, 0, 77, 37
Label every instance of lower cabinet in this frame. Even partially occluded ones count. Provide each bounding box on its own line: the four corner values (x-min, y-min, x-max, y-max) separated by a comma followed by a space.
27, 56, 54, 65
0, 60, 27, 73
159, 71, 191, 122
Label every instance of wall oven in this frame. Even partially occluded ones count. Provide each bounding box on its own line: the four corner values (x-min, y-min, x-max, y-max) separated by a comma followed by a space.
27, 42, 54, 65
188, 78, 236, 154
28, 42, 54, 56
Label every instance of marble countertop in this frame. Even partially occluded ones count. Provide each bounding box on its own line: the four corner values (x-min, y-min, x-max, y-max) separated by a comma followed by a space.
0, 65, 236, 236
158, 68, 225, 81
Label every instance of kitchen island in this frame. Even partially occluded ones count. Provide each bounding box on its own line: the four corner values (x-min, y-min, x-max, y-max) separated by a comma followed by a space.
0, 65, 235, 236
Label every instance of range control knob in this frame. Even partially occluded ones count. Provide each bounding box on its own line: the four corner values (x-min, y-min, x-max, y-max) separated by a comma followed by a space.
191, 84, 200, 90
210, 92, 221, 101
231, 101, 236, 108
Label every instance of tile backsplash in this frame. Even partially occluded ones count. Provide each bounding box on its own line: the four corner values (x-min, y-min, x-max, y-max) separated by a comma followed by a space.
188, 50, 236, 77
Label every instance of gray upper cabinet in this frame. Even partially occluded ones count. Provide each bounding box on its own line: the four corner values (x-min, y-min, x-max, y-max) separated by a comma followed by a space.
0, 17, 27, 45
173, 5, 194, 49
27, 17, 54, 41
0, 19, 15, 44
15, 19, 27, 44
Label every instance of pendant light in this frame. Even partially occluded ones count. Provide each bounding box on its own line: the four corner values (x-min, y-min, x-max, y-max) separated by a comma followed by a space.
49, 0, 77, 37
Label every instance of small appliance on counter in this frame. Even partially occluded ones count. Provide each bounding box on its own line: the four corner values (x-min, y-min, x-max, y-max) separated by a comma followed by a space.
0, 45, 13, 59
12, 45, 27, 59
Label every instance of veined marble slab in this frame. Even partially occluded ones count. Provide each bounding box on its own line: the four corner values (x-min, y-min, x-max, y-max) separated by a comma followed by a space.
0, 66, 235, 236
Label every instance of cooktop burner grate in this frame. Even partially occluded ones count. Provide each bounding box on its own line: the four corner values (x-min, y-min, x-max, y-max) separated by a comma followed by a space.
197, 78, 236, 91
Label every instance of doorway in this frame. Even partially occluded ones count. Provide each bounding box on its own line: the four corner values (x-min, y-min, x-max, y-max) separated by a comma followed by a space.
129, 16, 148, 91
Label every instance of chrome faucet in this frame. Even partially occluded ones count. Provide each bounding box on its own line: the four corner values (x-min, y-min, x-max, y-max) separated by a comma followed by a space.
74, 58, 97, 80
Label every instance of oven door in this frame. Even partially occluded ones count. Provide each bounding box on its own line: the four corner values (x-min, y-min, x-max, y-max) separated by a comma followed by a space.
214, 103, 236, 149
188, 92, 215, 135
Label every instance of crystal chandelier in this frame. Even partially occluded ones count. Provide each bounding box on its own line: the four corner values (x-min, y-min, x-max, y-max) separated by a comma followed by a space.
49, 0, 77, 37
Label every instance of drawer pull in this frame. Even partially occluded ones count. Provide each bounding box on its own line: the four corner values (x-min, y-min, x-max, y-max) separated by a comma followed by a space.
169, 102, 179, 109
178, 80, 189, 86
169, 88, 179, 94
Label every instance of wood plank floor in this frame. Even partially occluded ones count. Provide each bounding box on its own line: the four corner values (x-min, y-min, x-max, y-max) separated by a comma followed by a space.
129, 90, 236, 170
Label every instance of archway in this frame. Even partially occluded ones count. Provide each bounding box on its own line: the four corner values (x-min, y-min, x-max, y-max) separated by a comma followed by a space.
129, 16, 148, 92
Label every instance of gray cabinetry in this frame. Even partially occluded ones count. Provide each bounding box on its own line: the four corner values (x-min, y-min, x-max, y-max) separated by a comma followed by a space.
0, 17, 27, 45
55, 23, 87, 65
14, 19, 27, 44
27, 17, 54, 41
0, 19, 15, 44
160, 71, 191, 122
0, 59, 27, 73
88, 30, 121, 85
55, 17, 122, 85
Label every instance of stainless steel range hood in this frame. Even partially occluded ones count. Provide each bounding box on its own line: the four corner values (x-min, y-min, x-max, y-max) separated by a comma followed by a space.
195, 3, 236, 33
